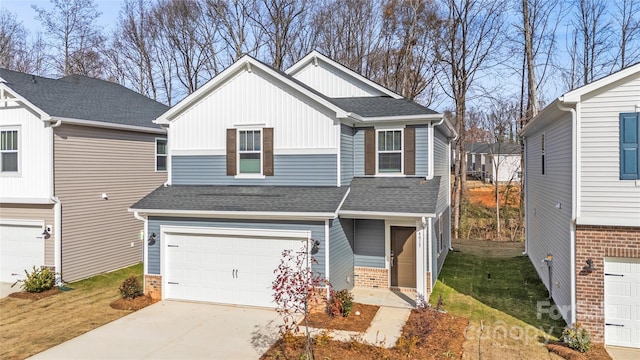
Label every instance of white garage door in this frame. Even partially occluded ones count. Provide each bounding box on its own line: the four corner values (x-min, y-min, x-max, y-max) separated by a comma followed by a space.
604, 258, 640, 349
163, 228, 309, 308
0, 222, 45, 283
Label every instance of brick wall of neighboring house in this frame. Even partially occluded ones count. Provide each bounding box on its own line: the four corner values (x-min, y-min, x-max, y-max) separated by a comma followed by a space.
575, 225, 640, 342
354, 267, 388, 288
145, 275, 162, 300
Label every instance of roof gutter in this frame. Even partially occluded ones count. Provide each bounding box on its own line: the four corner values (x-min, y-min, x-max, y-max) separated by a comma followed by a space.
47, 116, 166, 134
345, 113, 443, 123
128, 208, 336, 221
557, 99, 578, 326
339, 210, 435, 219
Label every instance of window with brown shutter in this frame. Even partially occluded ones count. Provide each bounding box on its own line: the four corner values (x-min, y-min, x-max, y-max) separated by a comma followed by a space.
364, 128, 375, 175
263, 127, 274, 176
226, 128, 236, 176
404, 127, 415, 175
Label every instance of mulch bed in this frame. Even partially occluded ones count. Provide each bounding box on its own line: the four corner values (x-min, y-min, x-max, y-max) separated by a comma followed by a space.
305, 303, 379, 332
262, 308, 468, 359
8, 287, 61, 300
109, 295, 156, 311
546, 341, 612, 360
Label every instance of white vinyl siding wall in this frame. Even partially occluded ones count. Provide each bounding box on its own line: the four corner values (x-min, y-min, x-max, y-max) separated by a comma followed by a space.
54, 125, 166, 281
170, 68, 339, 154
525, 116, 573, 322
290, 61, 387, 98
578, 74, 640, 226
0, 106, 51, 200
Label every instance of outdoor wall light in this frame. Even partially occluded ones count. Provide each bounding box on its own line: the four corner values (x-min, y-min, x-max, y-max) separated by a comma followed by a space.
41, 229, 51, 240
584, 259, 594, 271
310, 239, 320, 255
148, 232, 156, 246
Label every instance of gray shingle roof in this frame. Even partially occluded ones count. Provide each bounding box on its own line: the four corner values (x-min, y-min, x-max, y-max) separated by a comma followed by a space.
466, 142, 521, 155
330, 97, 438, 117
0, 68, 169, 129
131, 185, 349, 213
341, 177, 441, 215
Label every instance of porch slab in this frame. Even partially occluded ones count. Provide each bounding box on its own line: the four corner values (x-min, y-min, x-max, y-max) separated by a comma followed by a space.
352, 287, 415, 309
606, 346, 640, 360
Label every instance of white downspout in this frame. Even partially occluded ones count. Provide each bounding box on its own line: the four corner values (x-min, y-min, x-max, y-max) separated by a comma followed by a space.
422, 216, 433, 296
133, 211, 148, 290
522, 138, 528, 256
557, 100, 577, 325
49, 119, 62, 284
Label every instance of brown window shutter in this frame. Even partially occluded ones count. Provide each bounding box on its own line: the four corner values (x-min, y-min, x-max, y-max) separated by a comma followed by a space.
364, 128, 375, 175
404, 127, 415, 175
263, 128, 274, 176
226, 128, 236, 176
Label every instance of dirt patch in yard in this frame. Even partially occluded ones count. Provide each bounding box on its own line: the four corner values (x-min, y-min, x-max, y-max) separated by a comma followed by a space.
468, 184, 520, 208
305, 303, 379, 332
262, 308, 468, 359
110, 295, 156, 311
8, 287, 61, 300
546, 342, 612, 360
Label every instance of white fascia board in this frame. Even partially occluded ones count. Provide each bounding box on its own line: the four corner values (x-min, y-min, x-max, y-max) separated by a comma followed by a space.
0, 83, 51, 120
128, 208, 336, 221
561, 63, 640, 103
519, 99, 564, 137
155, 55, 347, 124
346, 113, 443, 123
338, 210, 436, 220
576, 216, 640, 227
49, 117, 166, 134
334, 187, 350, 216
0, 197, 54, 204
286, 51, 403, 99
160, 225, 311, 239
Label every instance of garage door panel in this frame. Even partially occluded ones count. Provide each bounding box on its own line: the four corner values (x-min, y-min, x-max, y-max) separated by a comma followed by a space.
164, 232, 305, 308
605, 258, 640, 349
0, 224, 45, 282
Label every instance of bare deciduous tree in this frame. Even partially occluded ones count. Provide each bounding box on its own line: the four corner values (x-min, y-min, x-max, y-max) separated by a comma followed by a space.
613, 0, 640, 69
33, 0, 105, 77
438, 0, 507, 239
205, 0, 263, 64
0, 10, 27, 69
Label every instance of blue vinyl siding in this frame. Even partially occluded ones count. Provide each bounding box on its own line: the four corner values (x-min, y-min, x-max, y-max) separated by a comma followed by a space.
434, 128, 449, 212
353, 126, 428, 177
329, 218, 355, 290
172, 154, 337, 186
147, 217, 326, 276
341, 125, 354, 186
354, 219, 385, 267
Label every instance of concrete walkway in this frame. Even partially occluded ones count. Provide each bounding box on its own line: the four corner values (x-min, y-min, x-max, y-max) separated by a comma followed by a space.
607, 346, 640, 360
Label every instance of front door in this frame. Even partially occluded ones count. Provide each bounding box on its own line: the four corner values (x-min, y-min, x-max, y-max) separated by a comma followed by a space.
391, 226, 416, 288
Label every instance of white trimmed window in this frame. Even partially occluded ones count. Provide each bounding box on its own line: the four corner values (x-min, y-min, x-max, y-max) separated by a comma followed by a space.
1, 129, 18, 173
238, 129, 262, 174
156, 138, 167, 171
377, 129, 402, 173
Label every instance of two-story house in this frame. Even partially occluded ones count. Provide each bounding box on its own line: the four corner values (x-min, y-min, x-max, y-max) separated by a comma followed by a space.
130, 52, 456, 308
521, 63, 640, 349
0, 69, 168, 283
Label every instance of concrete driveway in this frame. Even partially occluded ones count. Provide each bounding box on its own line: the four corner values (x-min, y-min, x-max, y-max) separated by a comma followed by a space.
0, 282, 20, 298
29, 301, 282, 359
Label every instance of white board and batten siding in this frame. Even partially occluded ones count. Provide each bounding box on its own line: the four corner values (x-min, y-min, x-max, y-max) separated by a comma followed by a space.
170, 68, 339, 155
578, 74, 640, 226
525, 114, 574, 323
54, 125, 166, 282
0, 105, 52, 200
289, 60, 388, 98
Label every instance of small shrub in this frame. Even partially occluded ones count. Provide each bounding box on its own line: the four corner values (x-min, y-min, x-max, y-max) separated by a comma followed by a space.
314, 330, 333, 347
327, 289, 353, 317
562, 323, 591, 353
12, 266, 56, 293
397, 335, 420, 355
119, 275, 143, 299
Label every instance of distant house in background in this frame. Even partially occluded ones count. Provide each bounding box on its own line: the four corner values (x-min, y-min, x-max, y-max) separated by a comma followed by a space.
521, 63, 639, 349
467, 142, 521, 183
0, 69, 168, 283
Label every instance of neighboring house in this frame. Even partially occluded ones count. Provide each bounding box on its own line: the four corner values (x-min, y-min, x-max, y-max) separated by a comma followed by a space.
0, 69, 169, 283
467, 142, 521, 183
521, 63, 640, 349
130, 51, 457, 308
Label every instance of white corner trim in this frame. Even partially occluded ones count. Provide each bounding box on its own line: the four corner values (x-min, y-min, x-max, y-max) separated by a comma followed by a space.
324, 219, 330, 285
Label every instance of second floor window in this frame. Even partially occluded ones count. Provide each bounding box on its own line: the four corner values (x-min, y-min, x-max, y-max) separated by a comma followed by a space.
378, 130, 402, 173
239, 130, 261, 174
156, 138, 167, 171
1, 129, 18, 173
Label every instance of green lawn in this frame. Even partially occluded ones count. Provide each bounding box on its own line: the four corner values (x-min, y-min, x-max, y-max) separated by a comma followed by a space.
430, 245, 566, 339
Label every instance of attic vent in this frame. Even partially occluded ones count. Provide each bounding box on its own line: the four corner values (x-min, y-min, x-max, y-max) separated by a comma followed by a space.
31, 75, 36, 83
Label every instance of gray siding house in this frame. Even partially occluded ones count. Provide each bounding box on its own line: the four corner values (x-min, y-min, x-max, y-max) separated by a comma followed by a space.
521, 63, 640, 349
131, 51, 456, 308
0, 69, 168, 283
